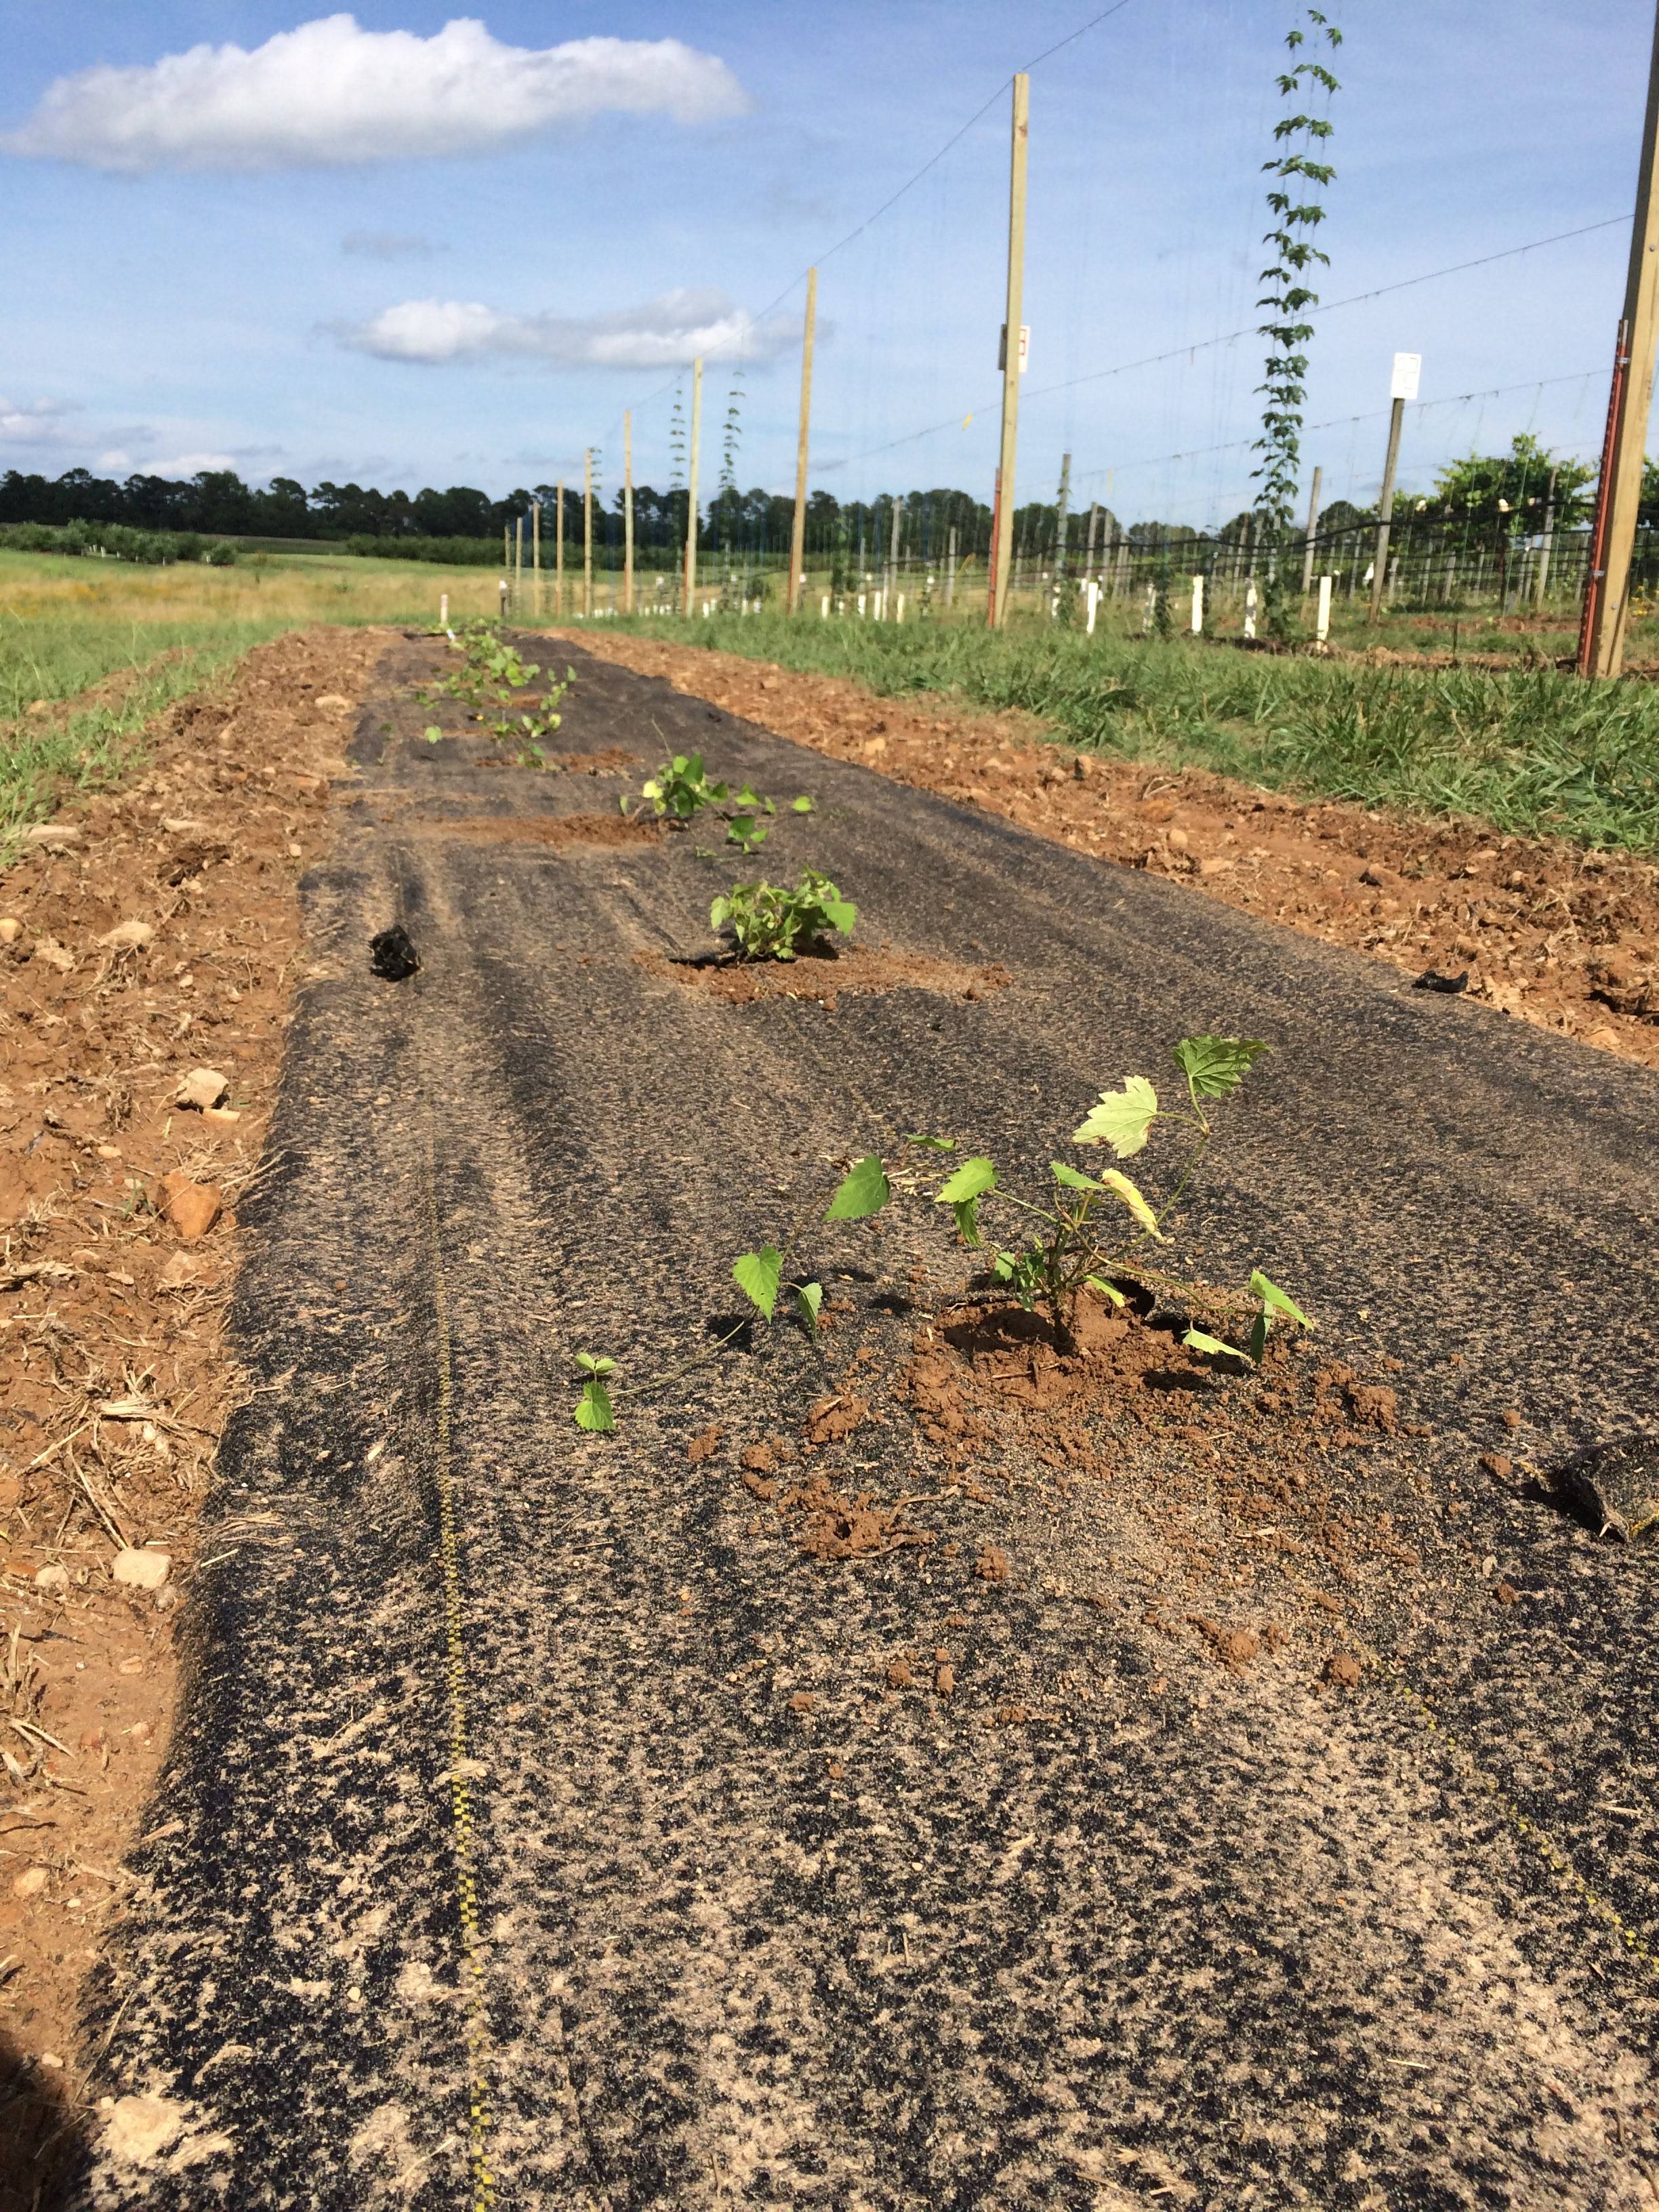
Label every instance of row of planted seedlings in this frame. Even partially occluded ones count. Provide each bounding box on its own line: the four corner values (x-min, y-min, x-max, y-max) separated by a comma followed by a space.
407, 628, 1313, 1433
578, 731, 1311, 1427
417, 615, 576, 766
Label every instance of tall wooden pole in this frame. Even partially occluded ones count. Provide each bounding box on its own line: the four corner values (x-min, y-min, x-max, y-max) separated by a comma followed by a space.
682, 356, 703, 616
1368, 401, 1405, 623
532, 498, 541, 619
787, 268, 818, 615
1300, 464, 1323, 594
991, 75, 1029, 630
1582, 2, 1659, 676
555, 479, 565, 618
582, 451, 594, 618
623, 412, 635, 615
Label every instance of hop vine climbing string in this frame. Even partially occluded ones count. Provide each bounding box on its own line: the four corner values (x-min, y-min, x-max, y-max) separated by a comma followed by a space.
1254, 8, 1342, 636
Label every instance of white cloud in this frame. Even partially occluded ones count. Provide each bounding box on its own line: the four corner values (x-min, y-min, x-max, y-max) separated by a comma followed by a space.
129, 453, 244, 477
334, 288, 795, 371
0, 396, 74, 443
342, 230, 444, 259
2, 14, 751, 174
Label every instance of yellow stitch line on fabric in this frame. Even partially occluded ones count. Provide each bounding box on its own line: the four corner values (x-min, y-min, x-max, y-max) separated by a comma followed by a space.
1378, 1659, 1657, 1975
423, 1113, 496, 2209
1275, 1565, 1656, 1979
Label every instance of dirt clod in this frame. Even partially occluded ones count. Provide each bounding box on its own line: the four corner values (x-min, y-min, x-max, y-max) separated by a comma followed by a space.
157, 1173, 222, 1243
111, 1547, 171, 1591
1324, 1653, 1364, 1687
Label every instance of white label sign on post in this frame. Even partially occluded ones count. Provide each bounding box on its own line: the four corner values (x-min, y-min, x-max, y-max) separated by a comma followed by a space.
1389, 352, 1421, 403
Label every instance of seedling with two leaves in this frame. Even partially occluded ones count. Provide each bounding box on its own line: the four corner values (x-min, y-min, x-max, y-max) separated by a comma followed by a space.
570, 1154, 888, 1429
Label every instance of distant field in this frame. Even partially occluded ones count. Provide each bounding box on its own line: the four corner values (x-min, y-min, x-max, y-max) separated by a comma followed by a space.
0, 550, 497, 850
585, 607, 1659, 851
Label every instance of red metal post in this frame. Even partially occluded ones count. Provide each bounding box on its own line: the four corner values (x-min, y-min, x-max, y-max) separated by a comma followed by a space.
1578, 319, 1631, 678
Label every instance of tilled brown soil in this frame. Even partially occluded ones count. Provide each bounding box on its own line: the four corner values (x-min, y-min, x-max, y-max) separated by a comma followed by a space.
570, 632, 1659, 1071
0, 627, 384, 2188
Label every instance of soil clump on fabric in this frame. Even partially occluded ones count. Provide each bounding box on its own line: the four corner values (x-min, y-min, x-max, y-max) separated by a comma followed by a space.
638, 942, 1011, 1006
409, 810, 661, 849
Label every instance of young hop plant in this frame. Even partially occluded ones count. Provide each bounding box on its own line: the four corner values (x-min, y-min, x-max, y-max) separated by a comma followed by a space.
626, 747, 813, 852
570, 1031, 1311, 1431
954, 1033, 1310, 1359
573, 1152, 889, 1429
418, 619, 575, 767
710, 869, 855, 962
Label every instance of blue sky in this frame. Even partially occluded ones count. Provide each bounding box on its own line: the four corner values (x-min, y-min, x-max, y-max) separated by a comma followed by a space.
2, 0, 1655, 527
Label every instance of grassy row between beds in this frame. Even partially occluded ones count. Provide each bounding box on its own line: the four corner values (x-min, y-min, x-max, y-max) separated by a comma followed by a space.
592, 611, 1659, 853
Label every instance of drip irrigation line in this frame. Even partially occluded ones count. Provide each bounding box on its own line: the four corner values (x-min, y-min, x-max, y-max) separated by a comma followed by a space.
815, 216, 1629, 477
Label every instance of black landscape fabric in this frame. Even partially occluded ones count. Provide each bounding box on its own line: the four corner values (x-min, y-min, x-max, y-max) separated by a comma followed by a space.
67, 638, 1659, 2209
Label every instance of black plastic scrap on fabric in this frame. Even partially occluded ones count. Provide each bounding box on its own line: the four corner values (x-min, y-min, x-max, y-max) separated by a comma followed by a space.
1412, 968, 1468, 994
369, 924, 420, 981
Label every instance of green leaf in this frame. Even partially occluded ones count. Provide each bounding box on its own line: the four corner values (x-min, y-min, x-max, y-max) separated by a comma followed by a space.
1250, 1270, 1312, 1328
821, 897, 857, 936
423, 725, 444, 744
733, 1245, 783, 1320
906, 1133, 956, 1151
949, 1197, 983, 1247
573, 1352, 616, 1376
936, 1156, 997, 1204
710, 895, 731, 930
1084, 1275, 1128, 1307
1183, 1328, 1237, 1359
1073, 1074, 1159, 1158
1172, 1035, 1271, 1100
575, 1377, 615, 1431
825, 1155, 890, 1221
1101, 1168, 1166, 1240
796, 1281, 823, 1330
1050, 1161, 1101, 1191
1248, 1311, 1269, 1366
791, 795, 814, 813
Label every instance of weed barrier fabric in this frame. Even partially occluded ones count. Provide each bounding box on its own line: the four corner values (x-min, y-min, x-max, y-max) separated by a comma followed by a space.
68, 640, 1659, 2209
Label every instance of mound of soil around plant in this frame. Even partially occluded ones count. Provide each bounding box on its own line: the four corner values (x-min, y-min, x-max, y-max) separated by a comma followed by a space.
410, 810, 661, 848
636, 943, 1011, 1005
573, 633, 1659, 1071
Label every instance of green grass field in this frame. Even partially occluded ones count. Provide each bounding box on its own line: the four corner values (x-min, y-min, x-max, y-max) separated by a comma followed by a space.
588, 607, 1659, 851
0, 548, 494, 855
7, 544, 1658, 861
